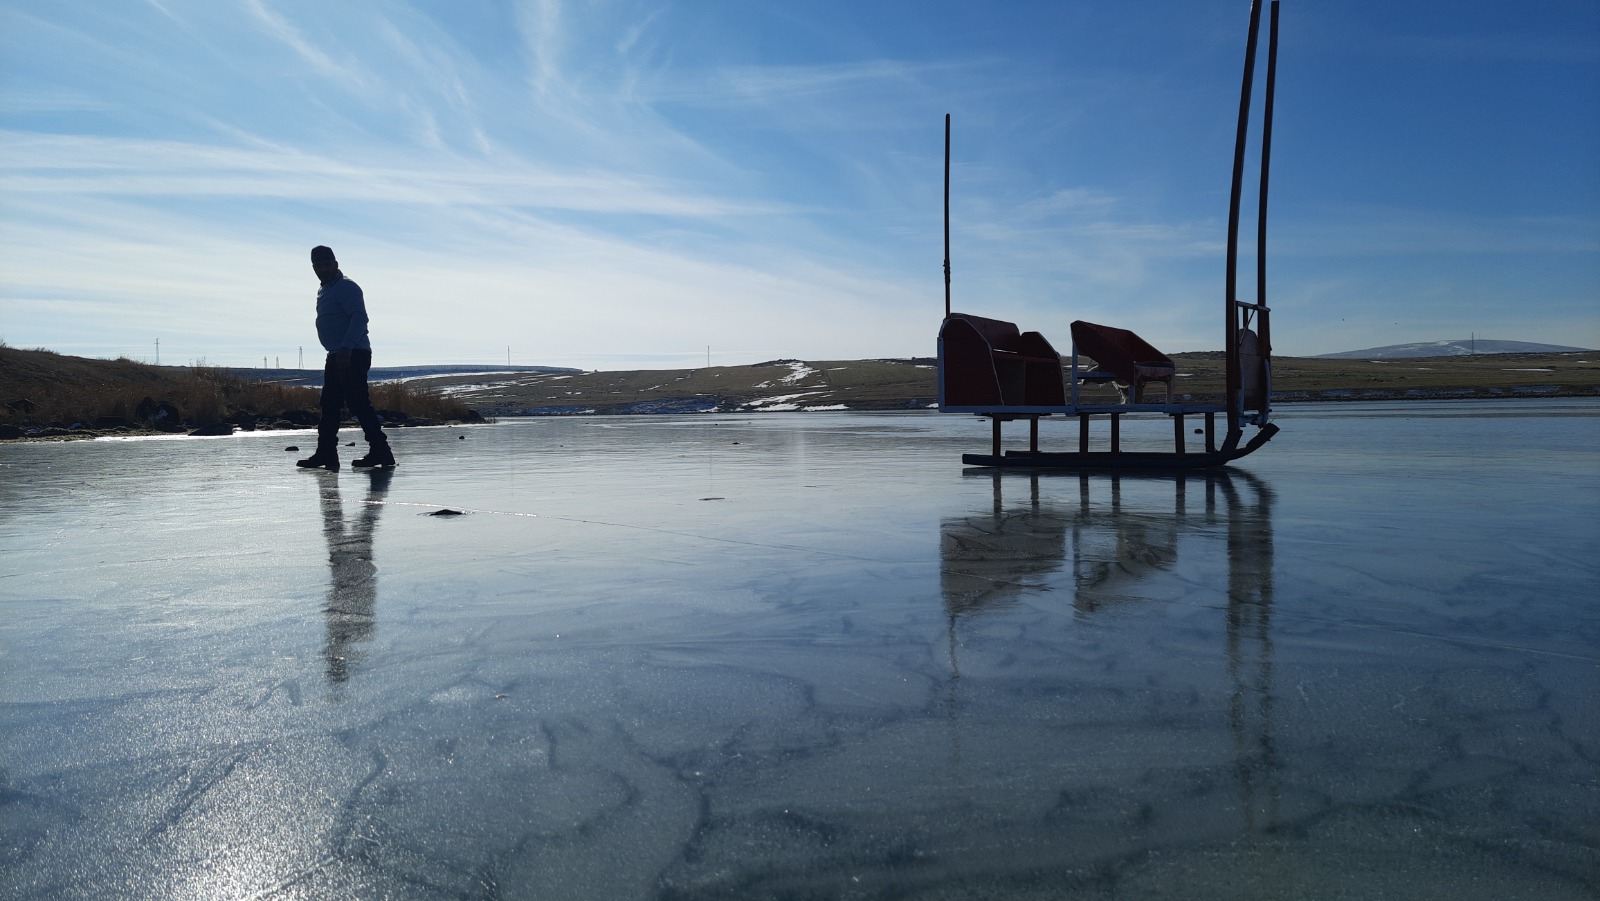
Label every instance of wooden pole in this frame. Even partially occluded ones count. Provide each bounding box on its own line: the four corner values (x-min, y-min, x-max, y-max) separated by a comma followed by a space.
1256, 2, 1279, 347
944, 114, 952, 319
1225, 0, 1263, 431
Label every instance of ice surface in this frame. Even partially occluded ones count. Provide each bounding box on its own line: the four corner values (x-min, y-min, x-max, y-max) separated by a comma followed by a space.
2, 401, 1598, 899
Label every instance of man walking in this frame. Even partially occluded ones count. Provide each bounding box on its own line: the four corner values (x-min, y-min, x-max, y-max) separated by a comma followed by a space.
297, 245, 396, 471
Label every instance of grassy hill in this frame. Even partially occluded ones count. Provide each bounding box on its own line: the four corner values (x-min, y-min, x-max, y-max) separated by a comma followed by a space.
1316, 339, 1594, 359
0, 345, 478, 437
4, 346, 1595, 439
406, 352, 1600, 416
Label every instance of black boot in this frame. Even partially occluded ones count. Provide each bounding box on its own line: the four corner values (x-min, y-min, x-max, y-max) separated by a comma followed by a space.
352, 443, 396, 468
297, 448, 339, 471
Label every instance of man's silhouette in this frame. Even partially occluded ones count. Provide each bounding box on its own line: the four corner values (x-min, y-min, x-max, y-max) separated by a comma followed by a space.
297, 245, 396, 471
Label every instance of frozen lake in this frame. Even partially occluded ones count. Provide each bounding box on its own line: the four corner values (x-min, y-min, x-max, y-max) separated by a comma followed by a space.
2, 400, 1597, 899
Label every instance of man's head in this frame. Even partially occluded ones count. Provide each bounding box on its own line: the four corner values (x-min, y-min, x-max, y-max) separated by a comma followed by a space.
311, 245, 340, 283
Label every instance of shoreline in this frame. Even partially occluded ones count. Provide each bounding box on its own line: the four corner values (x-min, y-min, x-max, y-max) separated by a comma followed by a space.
6, 345, 1597, 441
4, 393, 1595, 443
0, 418, 482, 443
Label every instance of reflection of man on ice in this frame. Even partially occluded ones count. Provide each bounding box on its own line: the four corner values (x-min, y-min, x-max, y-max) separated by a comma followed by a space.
320, 469, 391, 685
297, 244, 396, 471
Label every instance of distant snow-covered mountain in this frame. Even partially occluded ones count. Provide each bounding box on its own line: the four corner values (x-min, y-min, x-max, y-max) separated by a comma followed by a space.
1316, 339, 1594, 359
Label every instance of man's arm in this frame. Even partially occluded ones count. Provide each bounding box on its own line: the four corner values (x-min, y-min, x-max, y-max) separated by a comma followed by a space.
335, 282, 369, 367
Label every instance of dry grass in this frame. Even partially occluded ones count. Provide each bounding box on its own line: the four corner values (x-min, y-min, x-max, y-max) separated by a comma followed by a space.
418, 359, 944, 416
422, 352, 1600, 415
367, 380, 477, 421
6, 344, 1594, 431
0, 346, 476, 428
1163, 351, 1600, 400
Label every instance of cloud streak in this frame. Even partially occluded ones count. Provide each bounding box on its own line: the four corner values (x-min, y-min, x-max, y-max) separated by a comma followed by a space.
242, 0, 371, 87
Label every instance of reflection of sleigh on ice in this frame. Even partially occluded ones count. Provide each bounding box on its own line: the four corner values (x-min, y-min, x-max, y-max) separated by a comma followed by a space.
939, 468, 1274, 619
937, 1, 1282, 471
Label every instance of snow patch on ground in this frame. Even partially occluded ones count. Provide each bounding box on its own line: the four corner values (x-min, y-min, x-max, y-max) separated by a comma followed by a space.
388, 371, 527, 385
744, 391, 829, 409
435, 383, 496, 397
754, 361, 820, 388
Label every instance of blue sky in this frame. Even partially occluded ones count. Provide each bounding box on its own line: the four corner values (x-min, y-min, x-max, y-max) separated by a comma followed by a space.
2, 0, 1596, 369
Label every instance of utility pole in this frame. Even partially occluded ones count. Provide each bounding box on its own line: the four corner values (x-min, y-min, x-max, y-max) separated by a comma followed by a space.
299, 346, 303, 369
156, 338, 160, 366
707, 345, 711, 368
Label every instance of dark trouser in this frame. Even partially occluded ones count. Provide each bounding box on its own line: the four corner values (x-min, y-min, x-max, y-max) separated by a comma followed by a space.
318, 349, 389, 452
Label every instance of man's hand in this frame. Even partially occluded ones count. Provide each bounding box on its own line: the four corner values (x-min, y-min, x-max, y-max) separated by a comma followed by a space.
334, 347, 354, 370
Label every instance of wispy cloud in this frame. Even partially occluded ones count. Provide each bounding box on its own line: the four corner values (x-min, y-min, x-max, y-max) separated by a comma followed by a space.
517, 0, 567, 99
0, 89, 111, 114
0, 131, 782, 218
242, 0, 369, 87
685, 60, 956, 105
